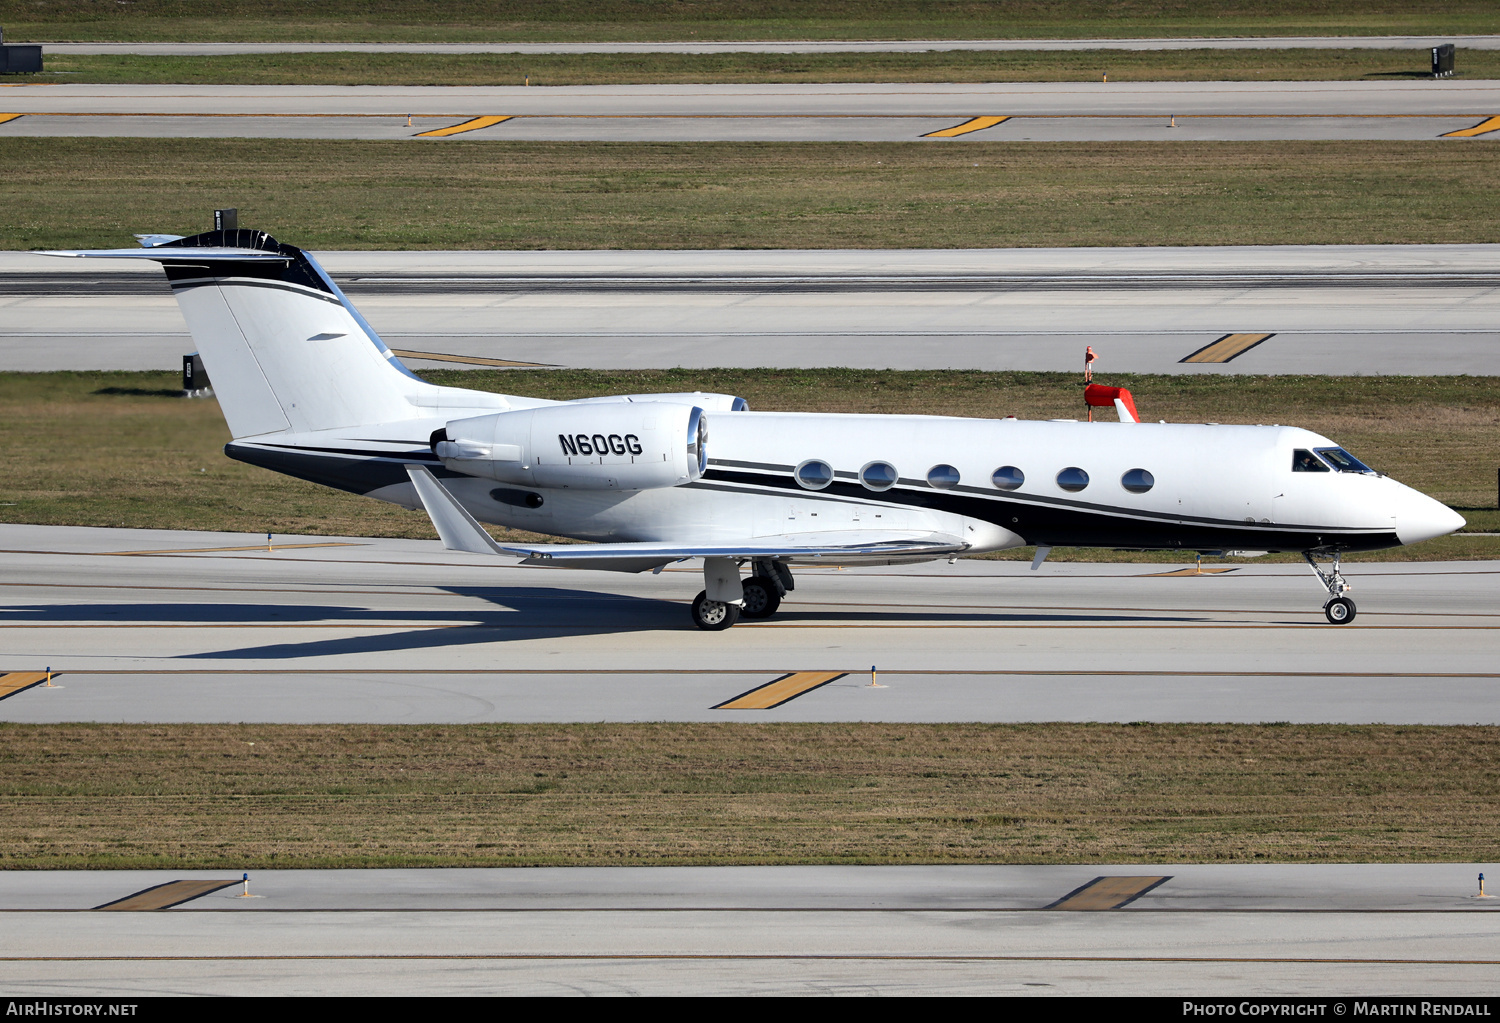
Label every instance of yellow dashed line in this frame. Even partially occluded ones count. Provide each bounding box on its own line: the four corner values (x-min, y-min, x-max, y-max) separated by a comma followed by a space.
1441, 115, 1500, 138
390, 349, 552, 368
1050, 876, 1172, 910
1180, 332, 1275, 364
94, 880, 240, 911
0, 671, 51, 701
414, 115, 513, 138
922, 115, 1010, 138
714, 671, 847, 710
1145, 567, 1240, 577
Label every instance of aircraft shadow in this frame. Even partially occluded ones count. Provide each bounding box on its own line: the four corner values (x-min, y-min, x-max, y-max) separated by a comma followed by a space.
2, 586, 1212, 663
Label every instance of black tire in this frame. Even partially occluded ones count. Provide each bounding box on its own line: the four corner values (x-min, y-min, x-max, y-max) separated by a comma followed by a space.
691, 590, 741, 631
1324, 596, 1356, 625
739, 576, 782, 619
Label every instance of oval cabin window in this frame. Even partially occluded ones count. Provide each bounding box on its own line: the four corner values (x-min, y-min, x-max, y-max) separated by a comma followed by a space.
992, 466, 1024, 491
795, 459, 834, 490
1121, 468, 1155, 494
1056, 467, 1089, 492
860, 461, 898, 491
927, 464, 961, 489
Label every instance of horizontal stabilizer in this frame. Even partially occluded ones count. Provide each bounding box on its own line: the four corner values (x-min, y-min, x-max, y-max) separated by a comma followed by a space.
43, 247, 290, 262
405, 466, 968, 571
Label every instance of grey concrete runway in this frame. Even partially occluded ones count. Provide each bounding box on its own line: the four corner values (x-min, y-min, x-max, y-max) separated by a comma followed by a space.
5, 110, 1492, 141
6, 80, 1495, 115
5, 245, 1498, 373
3, 866, 1500, 995
1, 524, 1494, 725
1, 82, 1497, 143
36, 35, 1500, 55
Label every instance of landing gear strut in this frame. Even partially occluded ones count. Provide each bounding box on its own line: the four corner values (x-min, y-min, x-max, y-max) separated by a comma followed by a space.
1304, 551, 1356, 625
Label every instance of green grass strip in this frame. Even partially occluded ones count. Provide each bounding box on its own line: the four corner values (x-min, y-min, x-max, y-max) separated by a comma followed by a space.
4, 722, 1498, 868
4, 140, 1500, 252
2, 1, 1497, 43
13, 47, 1500, 86
0, 369, 1494, 560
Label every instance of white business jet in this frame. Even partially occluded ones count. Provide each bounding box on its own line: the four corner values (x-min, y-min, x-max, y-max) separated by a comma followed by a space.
49, 229, 1464, 629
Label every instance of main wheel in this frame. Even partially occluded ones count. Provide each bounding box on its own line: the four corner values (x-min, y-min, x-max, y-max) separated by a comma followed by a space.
739, 576, 782, 619
1324, 596, 1356, 625
691, 590, 741, 631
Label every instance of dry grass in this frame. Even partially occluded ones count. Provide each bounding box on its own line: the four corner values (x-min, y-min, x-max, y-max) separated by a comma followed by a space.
18, 47, 1500, 86
2, 1, 1495, 43
5, 140, 1500, 252
0, 370, 1495, 559
3, 722, 1497, 868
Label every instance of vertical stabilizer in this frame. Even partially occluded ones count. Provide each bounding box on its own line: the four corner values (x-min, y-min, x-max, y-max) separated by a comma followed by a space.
155, 229, 426, 437
46, 229, 455, 439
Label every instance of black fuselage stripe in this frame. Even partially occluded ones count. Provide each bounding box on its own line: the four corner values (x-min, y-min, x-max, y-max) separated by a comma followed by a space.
170, 279, 344, 305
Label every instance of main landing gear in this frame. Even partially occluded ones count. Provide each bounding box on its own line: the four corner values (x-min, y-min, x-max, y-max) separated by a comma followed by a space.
690, 557, 793, 630
1304, 550, 1356, 625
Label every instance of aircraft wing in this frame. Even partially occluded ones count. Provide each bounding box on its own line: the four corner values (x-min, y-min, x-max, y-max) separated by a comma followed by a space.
405, 465, 967, 571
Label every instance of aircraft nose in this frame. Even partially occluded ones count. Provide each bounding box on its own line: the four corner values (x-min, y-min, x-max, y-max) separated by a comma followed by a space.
1395, 490, 1465, 546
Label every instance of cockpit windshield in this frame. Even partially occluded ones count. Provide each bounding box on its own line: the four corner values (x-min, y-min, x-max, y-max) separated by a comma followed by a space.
1315, 447, 1378, 475
1292, 449, 1330, 473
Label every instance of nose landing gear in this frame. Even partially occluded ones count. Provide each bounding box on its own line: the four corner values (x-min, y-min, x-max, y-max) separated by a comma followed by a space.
1304, 551, 1356, 625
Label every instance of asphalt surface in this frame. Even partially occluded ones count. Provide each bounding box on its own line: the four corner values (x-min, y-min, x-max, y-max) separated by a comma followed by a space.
34, 35, 1500, 54
6, 245, 1498, 373
3, 866, 1500, 995
1, 81, 1497, 140
0, 524, 1494, 725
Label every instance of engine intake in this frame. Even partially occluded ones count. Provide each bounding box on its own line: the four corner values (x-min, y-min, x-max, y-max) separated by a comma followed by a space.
435, 402, 707, 490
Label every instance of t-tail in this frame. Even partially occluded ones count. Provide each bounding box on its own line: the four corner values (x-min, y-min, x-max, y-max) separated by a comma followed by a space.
45, 228, 506, 438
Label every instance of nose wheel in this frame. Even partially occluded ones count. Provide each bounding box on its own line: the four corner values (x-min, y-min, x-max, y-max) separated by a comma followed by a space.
1305, 551, 1356, 625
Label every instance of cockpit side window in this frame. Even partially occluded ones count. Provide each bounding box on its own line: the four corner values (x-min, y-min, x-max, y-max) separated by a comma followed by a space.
1292, 449, 1330, 473
1315, 447, 1377, 475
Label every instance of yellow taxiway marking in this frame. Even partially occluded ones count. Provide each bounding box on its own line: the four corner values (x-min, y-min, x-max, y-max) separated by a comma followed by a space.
1145, 567, 1240, 577
389, 348, 553, 368
103, 542, 363, 556
414, 114, 513, 137
714, 671, 848, 710
94, 880, 240, 912
1180, 332, 1275, 364
0, 671, 51, 701
922, 115, 1010, 138
0, 113, 22, 125
1050, 876, 1172, 910
1441, 115, 1500, 138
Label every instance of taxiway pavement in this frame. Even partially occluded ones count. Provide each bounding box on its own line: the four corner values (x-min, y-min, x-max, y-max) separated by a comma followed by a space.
3, 865, 1499, 995
1, 81, 1496, 141
1, 524, 1494, 725
5, 245, 1498, 374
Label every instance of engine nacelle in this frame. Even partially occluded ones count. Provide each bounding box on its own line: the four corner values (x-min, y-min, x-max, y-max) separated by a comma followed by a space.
436, 402, 707, 490
570, 391, 748, 413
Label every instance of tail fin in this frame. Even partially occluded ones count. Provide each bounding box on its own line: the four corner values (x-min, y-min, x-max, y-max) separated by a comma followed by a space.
47, 229, 441, 438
